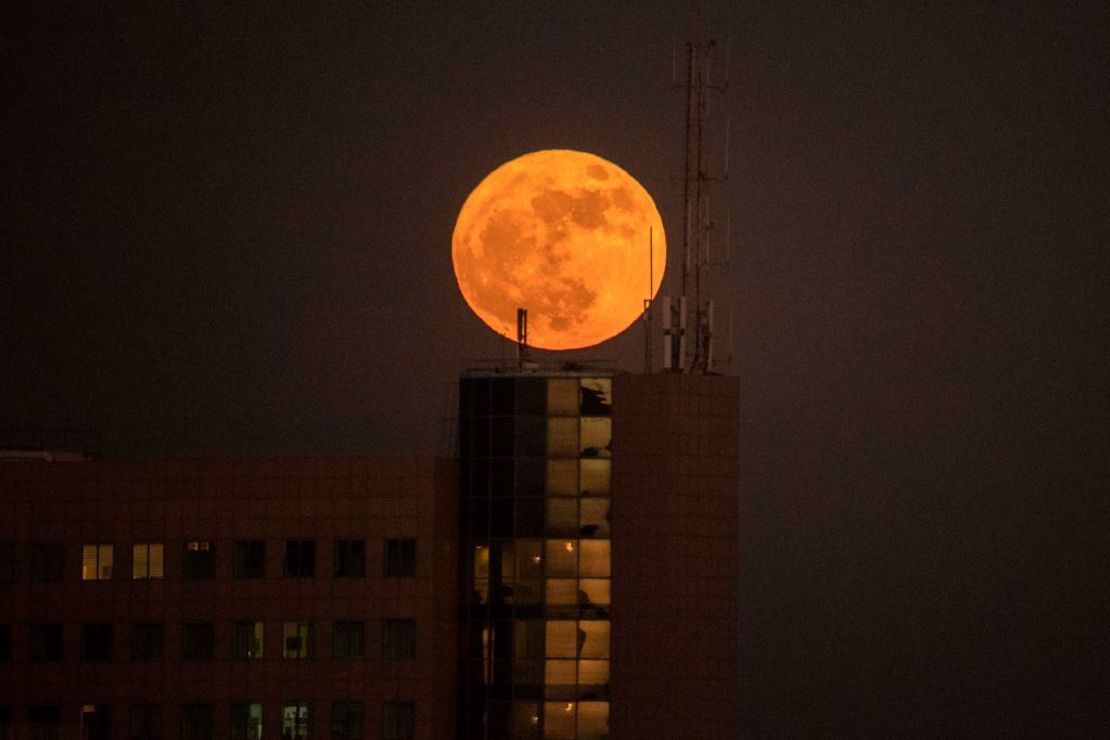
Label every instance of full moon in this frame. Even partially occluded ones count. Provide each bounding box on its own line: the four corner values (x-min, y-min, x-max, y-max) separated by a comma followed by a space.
452, 149, 666, 350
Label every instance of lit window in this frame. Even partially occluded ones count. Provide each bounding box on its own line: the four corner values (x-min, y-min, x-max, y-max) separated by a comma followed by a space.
578, 459, 610, 496
546, 378, 579, 416
330, 701, 363, 740
182, 622, 215, 660
80, 623, 113, 661
579, 498, 610, 537
131, 623, 164, 661
283, 541, 316, 578
82, 544, 113, 580
546, 499, 578, 534
579, 417, 611, 458
282, 622, 313, 659
332, 621, 364, 658
233, 541, 265, 578
132, 543, 164, 579
384, 539, 415, 578
230, 703, 262, 740
544, 540, 577, 577
545, 459, 578, 496
233, 621, 264, 659
577, 701, 609, 737
183, 540, 215, 580
578, 540, 610, 577
382, 619, 416, 660
281, 703, 310, 740
381, 702, 414, 740
334, 540, 365, 578
543, 702, 575, 740
546, 418, 578, 458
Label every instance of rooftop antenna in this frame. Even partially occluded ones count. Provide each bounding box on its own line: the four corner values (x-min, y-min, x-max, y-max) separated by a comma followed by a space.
516, 308, 529, 368
663, 13, 731, 374
643, 227, 654, 373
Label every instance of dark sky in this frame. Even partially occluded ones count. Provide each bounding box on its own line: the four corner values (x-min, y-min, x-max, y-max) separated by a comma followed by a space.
3, 2, 1107, 735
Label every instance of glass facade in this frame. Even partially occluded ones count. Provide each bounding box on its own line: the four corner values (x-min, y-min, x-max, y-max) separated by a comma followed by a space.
460, 373, 612, 740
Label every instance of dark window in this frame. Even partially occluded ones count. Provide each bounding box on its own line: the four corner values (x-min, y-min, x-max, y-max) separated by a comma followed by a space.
0, 706, 11, 740
233, 541, 265, 579
29, 706, 61, 740
382, 619, 416, 660
81, 623, 114, 661
130, 705, 161, 740
82, 706, 111, 740
181, 704, 212, 740
0, 543, 14, 580
0, 625, 9, 662
131, 623, 164, 660
232, 621, 264, 659
182, 622, 215, 660
381, 702, 414, 740
29, 623, 63, 662
30, 543, 64, 582
283, 540, 316, 577
332, 621, 364, 658
333, 540, 365, 578
330, 701, 364, 740
183, 541, 215, 580
230, 703, 262, 740
384, 539, 415, 578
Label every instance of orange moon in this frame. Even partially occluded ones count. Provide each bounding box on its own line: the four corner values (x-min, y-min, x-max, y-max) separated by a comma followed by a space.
452, 149, 666, 350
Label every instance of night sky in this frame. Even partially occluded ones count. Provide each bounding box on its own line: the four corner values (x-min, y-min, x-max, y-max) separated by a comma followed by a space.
3, 3, 1107, 735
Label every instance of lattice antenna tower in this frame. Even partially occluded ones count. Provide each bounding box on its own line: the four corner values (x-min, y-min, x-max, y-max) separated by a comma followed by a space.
662, 17, 731, 374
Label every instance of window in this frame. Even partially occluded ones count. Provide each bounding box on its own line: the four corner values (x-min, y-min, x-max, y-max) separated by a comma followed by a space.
131, 623, 164, 660
281, 703, 310, 740
29, 706, 61, 740
30, 542, 64, 582
29, 623, 63, 661
183, 540, 215, 579
283, 622, 313, 659
230, 703, 262, 740
0, 625, 9, 662
332, 621, 364, 658
181, 704, 212, 740
0, 543, 13, 580
233, 621, 264, 659
132, 543, 164, 579
330, 701, 363, 740
0, 706, 10, 740
82, 543, 113, 580
333, 540, 365, 578
382, 619, 415, 660
381, 702, 414, 740
233, 541, 265, 578
130, 705, 161, 740
182, 621, 215, 660
82, 705, 111, 740
81, 623, 114, 661
283, 540, 315, 577
384, 539, 415, 578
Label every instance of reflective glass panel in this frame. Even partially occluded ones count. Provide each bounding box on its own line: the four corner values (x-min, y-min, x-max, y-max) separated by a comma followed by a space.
579, 417, 611, 458
579, 541, 610, 577
546, 460, 578, 496
546, 418, 578, 458
579, 459, 610, 496
545, 541, 577, 577
546, 379, 578, 416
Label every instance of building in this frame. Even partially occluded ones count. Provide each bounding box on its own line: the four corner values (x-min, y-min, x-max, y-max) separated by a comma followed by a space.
457, 370, 738, 739
1, 370, 738, 740
0, 457, 458, 740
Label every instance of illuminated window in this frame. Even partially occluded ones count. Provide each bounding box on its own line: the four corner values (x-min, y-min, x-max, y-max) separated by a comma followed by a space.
283, 540, 316, 578
334, 540, 365, 578
579, 417, 611, 458
384, 539, 416, 578
382, 619, 416, 660
281, 703, 310, 740
578, 459, 610, 496
230, 703, 262, 740
283, 622, 313, 659
131, 623, 164, 660
544, 540, 577, 577
233, 621, 264, 659
543, 702, 575, 740
331, 701, 364, 740
547, 418, 578, 458
332, 621, 364, 658
29, 624, 62, 662
80, 623, 113, 661
130, 705, 161, 740
181, 704, 212, 740
0, 543, 13, 580
546, 378, 579, 416
577, 701, 609, 737
182, 621, 215, 660
578, 540, 610, 577
381, 702, 414, 740
183, 540, 214, 580
578, 579, 611, 609
579, 498, 610, 537
546, 498, 578, 535
132, 543, 164, 579
30, 542, 64, 582
82, 543, 113, 580
545, 459, 578, 496
233, 540, 264, 578
579, 378, 612, 416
